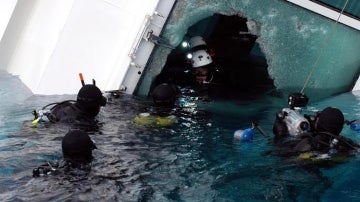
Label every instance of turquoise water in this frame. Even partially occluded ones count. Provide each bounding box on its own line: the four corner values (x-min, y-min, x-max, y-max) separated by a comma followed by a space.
1, 72, 360, 201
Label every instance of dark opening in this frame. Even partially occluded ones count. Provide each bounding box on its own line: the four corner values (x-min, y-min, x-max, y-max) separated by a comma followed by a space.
153, 14, 275, 101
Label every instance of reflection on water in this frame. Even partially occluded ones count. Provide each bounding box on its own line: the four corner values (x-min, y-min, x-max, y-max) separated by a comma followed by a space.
0, 91, 360, 201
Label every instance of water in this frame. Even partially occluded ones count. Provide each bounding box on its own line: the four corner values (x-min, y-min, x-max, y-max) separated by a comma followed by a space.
1, 73, 360, 201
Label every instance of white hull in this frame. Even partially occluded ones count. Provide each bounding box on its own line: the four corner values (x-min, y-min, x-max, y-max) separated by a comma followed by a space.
0, 0, 174, 95
0, 0, 359, 94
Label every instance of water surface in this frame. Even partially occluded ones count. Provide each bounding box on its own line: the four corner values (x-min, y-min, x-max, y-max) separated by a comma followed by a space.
1, 79, 360, 201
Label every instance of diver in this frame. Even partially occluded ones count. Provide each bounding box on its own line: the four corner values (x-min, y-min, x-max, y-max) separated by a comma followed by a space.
32, 76, 107, 131
153, 36, 221, 100
272, 93, 360, 162
185, 36, 222, 97
134, 82, 211, 127
151, 82, 179, 110
134, 83, 179, 127
33, 129, 97, 178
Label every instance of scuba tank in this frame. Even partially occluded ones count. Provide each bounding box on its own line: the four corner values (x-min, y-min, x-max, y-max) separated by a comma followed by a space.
234, 128, 254, 142
350, 120, 360, 131
233, 122, 268, 142
134, 113, 177, 127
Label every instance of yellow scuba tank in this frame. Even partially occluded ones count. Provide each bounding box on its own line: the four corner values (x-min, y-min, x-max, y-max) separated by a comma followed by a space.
134, 113, 177, 127
298, 152, 318, 160
298, 151, 333, 161
298, 151, 350, 164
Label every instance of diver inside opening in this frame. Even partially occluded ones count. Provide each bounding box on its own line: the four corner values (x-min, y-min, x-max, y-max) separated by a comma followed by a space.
153, 14, 275, 101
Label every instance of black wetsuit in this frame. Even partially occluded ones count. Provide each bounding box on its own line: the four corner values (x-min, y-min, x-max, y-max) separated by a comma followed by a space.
33, 160, 91, 182
154, 65, 226, 102
272, 119, 360, 162
46, 101, 100, 131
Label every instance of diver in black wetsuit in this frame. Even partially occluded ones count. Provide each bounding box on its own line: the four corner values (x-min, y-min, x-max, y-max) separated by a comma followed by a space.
61, 129, 97, 164
188, 50, 223, 99
151, 83, 179, 109
33, 84, 107, 131
48, 84, 106, 123
134, 82, 211, 127
153, 36, 222, 100
273, 106, 360, 162
134, 83, 180, 127
33, 129, 97, 177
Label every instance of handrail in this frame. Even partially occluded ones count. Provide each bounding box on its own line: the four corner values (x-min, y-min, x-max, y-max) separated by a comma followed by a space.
286, 0, 360, 31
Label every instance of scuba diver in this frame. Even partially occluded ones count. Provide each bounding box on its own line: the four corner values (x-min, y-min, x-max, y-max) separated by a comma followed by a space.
185, 36, 222, 98
153, 36, 221, 100
134, 83, 212, 132
272, 93, 360, 163
134, 83, 179, 127
47, 84, 106, 123
134, 82, 211, 127
151, 82, 179, 109
32, 75, 106, 131
33, 129, 97, 177
61, 129, 97, 164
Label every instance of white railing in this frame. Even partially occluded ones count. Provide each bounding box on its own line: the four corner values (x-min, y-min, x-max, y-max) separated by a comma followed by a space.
286, 0, 360, 31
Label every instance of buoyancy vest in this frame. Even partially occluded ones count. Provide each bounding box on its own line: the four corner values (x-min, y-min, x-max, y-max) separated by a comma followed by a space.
47, 101, 99, 131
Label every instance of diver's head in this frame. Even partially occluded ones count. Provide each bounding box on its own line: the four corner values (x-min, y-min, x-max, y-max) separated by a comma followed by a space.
191, 49, 213, 68
62, 130, 97, 163
190, 49, 213, 84
315, 107, 344, 135
152, 83, 178, 107
189, 36, 207, 51
77, 84, 106, 117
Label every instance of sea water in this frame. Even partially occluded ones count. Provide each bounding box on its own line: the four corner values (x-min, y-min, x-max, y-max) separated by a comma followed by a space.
1, 73, 360, 201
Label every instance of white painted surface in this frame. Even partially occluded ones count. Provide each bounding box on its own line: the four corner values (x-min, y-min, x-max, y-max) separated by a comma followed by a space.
286, 0, 360, 31
0, 0, 164, 95
0, 0, 17, 41
0, 0, 357, 94
121, 0, 176, 94
353, 77, 360, 91
0, 0, 75, 94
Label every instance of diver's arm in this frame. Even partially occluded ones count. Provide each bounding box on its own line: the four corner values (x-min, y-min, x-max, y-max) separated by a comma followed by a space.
336, 135, 360, 151
273, 119, 288, 138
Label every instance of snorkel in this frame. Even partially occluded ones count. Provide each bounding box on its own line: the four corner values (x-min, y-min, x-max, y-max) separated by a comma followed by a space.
31, 73, 105, 127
